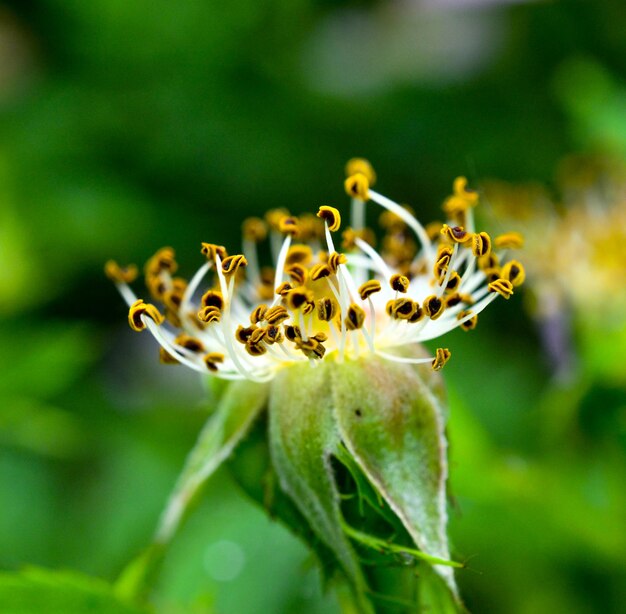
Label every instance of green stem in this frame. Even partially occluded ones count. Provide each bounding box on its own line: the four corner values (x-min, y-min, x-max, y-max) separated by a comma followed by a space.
341, 521, 464, 569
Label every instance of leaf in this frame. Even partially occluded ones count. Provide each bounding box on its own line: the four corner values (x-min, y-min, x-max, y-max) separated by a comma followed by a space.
154, 379, 270, 546
0, 567, 146, 614
332, 354, 459, 602
115, 379, 270, 601
269, 361, 374, 613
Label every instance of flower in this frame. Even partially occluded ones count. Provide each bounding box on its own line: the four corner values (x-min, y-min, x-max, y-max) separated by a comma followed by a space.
106, 161, 523, 383
108, 161, 524, 611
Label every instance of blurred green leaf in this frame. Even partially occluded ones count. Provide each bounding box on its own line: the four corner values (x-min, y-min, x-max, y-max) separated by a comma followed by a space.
0, 567, 147, 614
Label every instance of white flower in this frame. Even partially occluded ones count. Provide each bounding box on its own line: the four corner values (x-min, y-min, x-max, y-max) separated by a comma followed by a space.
107, 160, 524, 383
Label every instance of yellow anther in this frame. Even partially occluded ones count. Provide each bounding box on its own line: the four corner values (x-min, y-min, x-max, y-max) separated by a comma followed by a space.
344, 173, 369, 201
146, 274, 167, 300
488, 278, 514, 299
310, 263, 332, 281
432, 348, 451, 371
317, 297, 338, 321
204, 352, 225, 372
345, 158, 376, 185
284, 324, 302, 342
390, 273, 410, 293
201, 290, 225, 310
457, 310, 478, 331
341, 227, 376, 251
105, 260, 138, 284
264, 305, 290, 324
285, 245, 313, 266
477, 253, 499, 271
242, 217, 268, 242
501, 260, 525, 287
444, 272, 461, 293
327, 251, 347, 274
245, 342, 268, 357
286, 263, 308, 285
443, 177, 479, 216
221, 254, 248, 278
472, 232, 492, 258
434, 246, 453, 278
197, 305, 221, 324
250, 304, 267, 324
445, 293, 463, 308
408, 305, 424, 323
387, 298, 417, 320
201, 243, 227, 262
163, 283, 186, 313
145, 247, 177, 276
285, 286, 314, 311
174, 334, 205, 353
265, 208, 290, 231
345, 303, 366, 330
358, 280, 382, 300
425, 221, 443, 241
441, 224, 471, 244
298, 213, 325, 241
454, 177, 479, 203
302, 301, 315, 316
317, 206, 341, 232
159, 347, 179, 365
275, 281, 293, 296
265, 325, 283, 345
494, 232, 524, 250
128, 299, 164, 332
249, 327, 267, 346
235, 325, 257, 344
279, 216, 300, 237
423, 294, 445, 320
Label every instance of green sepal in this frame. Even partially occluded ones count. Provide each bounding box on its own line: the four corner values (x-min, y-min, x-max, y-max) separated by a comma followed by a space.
332, 354, 459, 601
269, 361, 374, 613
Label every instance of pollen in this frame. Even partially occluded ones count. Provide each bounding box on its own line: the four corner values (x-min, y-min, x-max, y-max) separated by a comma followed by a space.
128, 299, 165, 332
317, 206, 341, 232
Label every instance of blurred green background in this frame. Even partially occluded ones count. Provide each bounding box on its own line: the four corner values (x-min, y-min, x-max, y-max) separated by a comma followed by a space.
1, 0, 625, 612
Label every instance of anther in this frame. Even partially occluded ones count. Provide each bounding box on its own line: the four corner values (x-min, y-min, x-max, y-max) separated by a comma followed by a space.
327, 251, 347, 274
441, 224, 471, 244
264, 305, 290, 324
344, 173, 369, 201
501, 260, 525, 287
279, 216, 300, 237
265, 208, 290, 231
317, 297, 338, 321
445, 272, 461, 292
204, 352, 225, 372
345, 158, 376, 185
275, 282, 293, 296
494, 232, 524, 249
317, 206, 341, 232
472, 232, 492, 257
345, 303, 366, 330
310, 263, 332, 281
457, 310, 478, 331
388, 298, 417, 320
423, 295, 445, 320
390, 273, 410, 293
284, 324, 301, 342
105, 260, 138, 284
250, 304, 267, 324
159, 347, 179, 364
201, 243, 227, 262
242, 217, 268, 242
286, 264, 308, 285
198, 306, 221, 324
128, 299, 165, 332
285, 245, 313, 266
221, 254, 248, 278
235, 325, 257, 344
358, 280, 382, 300
145, 247, 177, 276
488, 278, 514, 299
285, 286, 314, 311
174, 334, 205, 353
201, 290, 225, 310
432, 348, 451, 371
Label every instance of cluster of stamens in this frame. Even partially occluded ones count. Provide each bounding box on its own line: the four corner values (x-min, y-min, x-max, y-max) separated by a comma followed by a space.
106, 160, 524, 382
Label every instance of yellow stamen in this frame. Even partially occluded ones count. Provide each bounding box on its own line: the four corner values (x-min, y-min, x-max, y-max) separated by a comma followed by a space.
358, 280, 382, 300
128, 299, 164, 332
423, 295, 445, 320
204, 352, 225, 372
221, 254, 248, 279
317, 206, 341, 232
344, 173, 369, 201
432, 348, 451, 371
494, 232, 524, 249
345, 158, 376, 185
389, 273, 410, 293
488, 278, 514, 299
471, 232, 492, 258
242, 217, 268, 242
104, 260, 138, 284
501, 260, 525, 287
